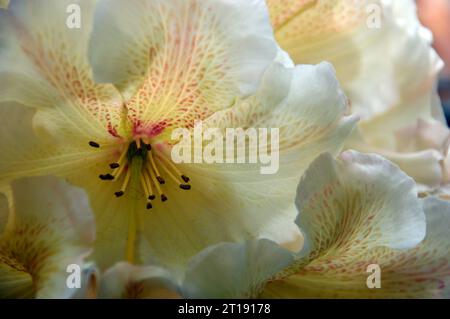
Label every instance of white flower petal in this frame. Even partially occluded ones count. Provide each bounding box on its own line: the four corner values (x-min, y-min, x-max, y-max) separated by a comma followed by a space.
296, 151, 425, 262
134, 61, 355, 275
0, 103, 113, 193
0, 176, 95, 298
263, 195, 450, 298
0, 0, 124, 142
182, 239, 294, 299
89, 0, 277, 128
98, 262, 179, 299
270, 0, 443, 121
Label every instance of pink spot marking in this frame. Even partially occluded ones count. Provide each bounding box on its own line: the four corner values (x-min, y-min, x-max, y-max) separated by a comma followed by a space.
133, 120, 168, 138
108, 126, 121, 138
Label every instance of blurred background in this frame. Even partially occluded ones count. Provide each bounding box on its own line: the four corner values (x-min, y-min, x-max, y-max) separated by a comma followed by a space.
417, 0, 450, 123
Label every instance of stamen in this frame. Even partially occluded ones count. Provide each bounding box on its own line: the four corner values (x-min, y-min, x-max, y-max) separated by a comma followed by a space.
115, 191, 124, 197
89, 141, 100, 148
109, 163, 120, 169
147, 165, 167, 202
97, 141, 192, 205
116, 147, 128, 164
99, 174, 114, 181
148, 150, 165, 184
156, 176, 166, 185
113, 163, 127, 179
156, 153, 190, 183
181, 175, 190, 183
115, 167, 131, 197
136, 139, 142, 150
157, 156, 191, 191
112, 147, 129, 178
140, 173, 155, 208
142, 171, 156, 200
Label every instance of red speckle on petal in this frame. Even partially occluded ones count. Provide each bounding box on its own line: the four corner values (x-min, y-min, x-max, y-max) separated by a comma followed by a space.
133, 120, 168, 138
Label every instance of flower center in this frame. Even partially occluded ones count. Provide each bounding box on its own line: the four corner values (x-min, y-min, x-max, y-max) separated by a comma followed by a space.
89, 139, 191, 209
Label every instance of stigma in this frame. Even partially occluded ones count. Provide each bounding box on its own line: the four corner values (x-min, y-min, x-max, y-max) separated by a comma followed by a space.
90, 139, 191, 210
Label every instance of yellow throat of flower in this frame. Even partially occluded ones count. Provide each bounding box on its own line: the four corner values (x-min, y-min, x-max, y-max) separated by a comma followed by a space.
89, 139, 191, 210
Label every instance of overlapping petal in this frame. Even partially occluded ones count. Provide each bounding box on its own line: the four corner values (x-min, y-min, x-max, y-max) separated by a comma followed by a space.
0, 0, 356, 275
89, 0, 278, 133
160, 152, 450, 299
263, 196, 450, 298
268, 0, 443, 121
98, 262, 179, 299
0, 176, 95, 298
267, 0, 448, 189
182, 240, 293, 299
0, 0, 125, 142
130, 60, 355, 275
261, 152, 450, 298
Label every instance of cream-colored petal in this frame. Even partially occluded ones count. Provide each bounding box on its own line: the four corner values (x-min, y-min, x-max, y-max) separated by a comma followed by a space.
262, 196, 450, 298
358, 88, 445, 150
0, 194, 7, 234
347, 119, 450, 189
261, 151, 431, 298
395, 119, 450, 154
133, 61, 355, 276
71, 263, 99, 299
66, 168, 139, 271
270, 0, 443, 121
0, 0, 124, 142
0, 176, 95, 298
98, 262, 179, 299
202, 61, 357, 184
296, 151, 426, 261
0, 103, 114, 193
88, 0, 277, 131
182, 240, 294, 299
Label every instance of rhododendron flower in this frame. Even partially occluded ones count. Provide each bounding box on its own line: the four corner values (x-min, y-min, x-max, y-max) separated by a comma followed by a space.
0, 0, 355, 274
98, 152, 450, 298
268, 0, 449, 190
0, 176, 95, 298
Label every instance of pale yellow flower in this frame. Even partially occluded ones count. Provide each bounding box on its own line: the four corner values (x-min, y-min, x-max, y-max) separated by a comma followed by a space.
0, 0, 355, 274
0, 176, 95, 298
268, 0, 449, 190
109, 152, 450, 298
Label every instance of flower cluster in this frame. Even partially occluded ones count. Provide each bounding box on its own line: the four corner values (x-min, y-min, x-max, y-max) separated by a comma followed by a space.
0, 0, 448, 299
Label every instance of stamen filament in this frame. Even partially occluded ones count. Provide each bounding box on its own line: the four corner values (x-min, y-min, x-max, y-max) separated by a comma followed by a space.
112, 164, 126, 179
136, 139, 142, 150
157, 157, 190, 190
111, 148, 128, 178
116, 147, 128, 166
140, 174, 150, 198
156, 153, 188, 181
148, 151, 164, 184
115, 167, 131, 197
143, 171, 156, 200
140, 173, 155, 206
147, 165, 167, 202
